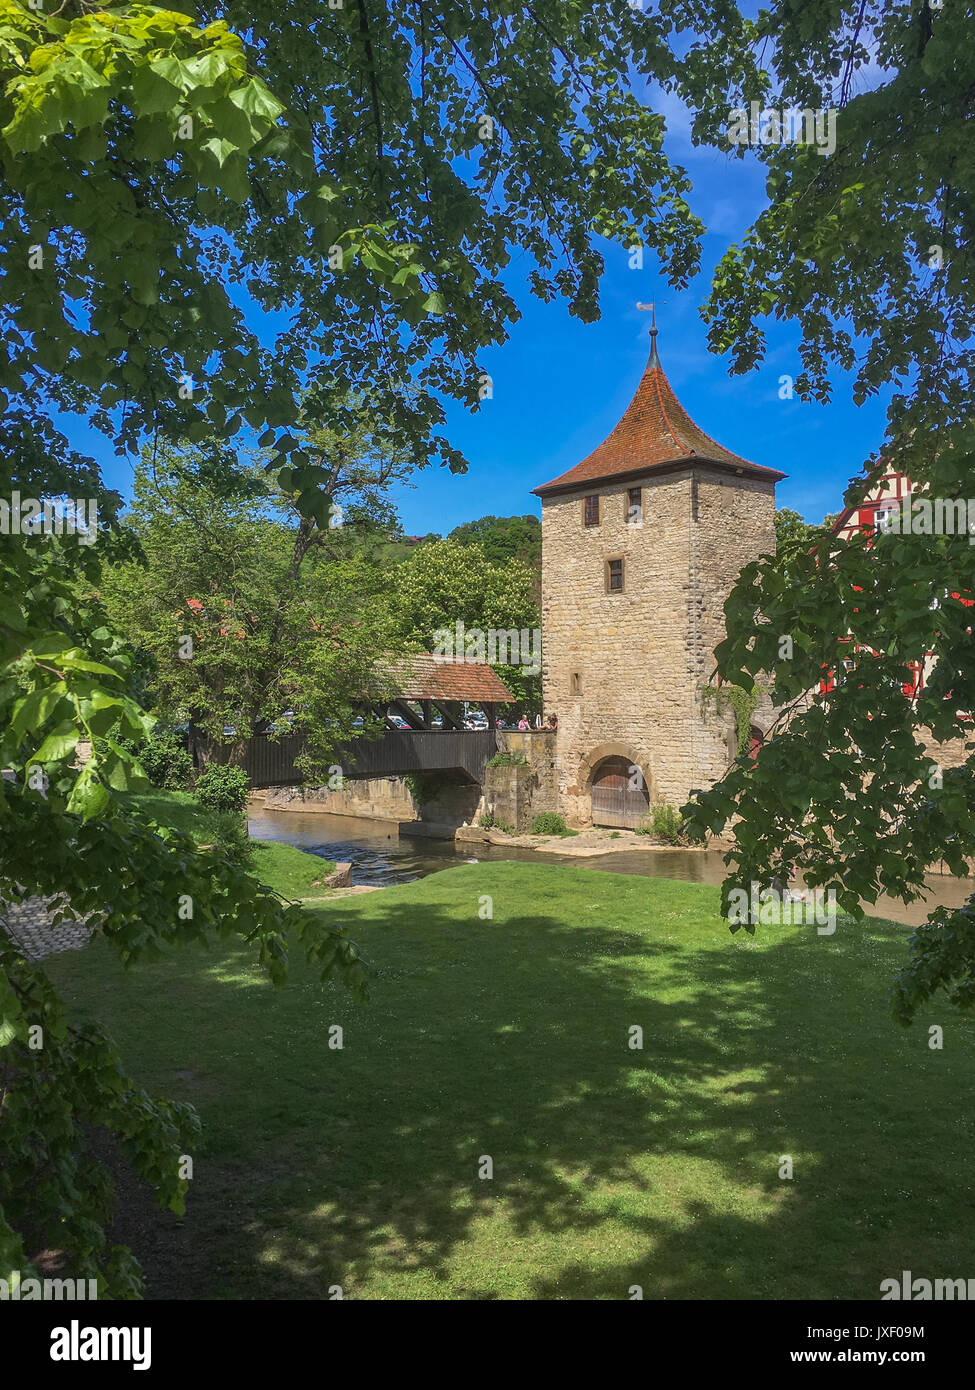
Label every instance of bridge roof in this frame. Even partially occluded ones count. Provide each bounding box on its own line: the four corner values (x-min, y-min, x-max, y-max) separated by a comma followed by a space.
391, 654, 513, 703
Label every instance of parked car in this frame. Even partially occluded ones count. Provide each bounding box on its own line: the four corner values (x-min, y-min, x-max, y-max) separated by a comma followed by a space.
388, 713, 410, 730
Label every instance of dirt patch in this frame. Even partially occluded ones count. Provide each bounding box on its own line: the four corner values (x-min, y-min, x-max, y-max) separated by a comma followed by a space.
455, 825, 703, 857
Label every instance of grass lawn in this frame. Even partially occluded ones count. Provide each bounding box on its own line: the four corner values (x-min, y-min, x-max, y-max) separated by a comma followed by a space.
46, 862, 975, 1301
122, 789, 336, 900
248, 840, 337, 900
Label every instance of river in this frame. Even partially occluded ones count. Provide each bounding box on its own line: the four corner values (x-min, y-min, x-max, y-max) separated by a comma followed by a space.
247, 806, 971, 928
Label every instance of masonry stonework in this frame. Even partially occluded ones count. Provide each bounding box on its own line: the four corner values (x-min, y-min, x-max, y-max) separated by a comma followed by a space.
258, 772, 482, 837
478, 730, 559, 830
260, 776, 416, 821
533, 331, 783, 826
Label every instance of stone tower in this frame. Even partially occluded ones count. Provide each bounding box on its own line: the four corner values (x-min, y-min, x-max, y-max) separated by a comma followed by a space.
532, 325, 785, 827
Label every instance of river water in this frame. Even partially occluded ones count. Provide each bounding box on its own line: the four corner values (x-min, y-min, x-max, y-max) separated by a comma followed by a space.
248, 806, 971, 928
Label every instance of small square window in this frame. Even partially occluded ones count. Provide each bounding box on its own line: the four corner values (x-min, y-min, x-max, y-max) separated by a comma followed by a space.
627, 487, 642, 525
584, 495, 600, 527
607, 558, 624, 592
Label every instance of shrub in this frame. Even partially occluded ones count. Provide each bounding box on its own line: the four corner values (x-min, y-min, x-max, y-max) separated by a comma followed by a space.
531, 811, 567, 835
479, 812, 515, 833
199, 808, 253, 869
196, 764, 251, 814
120, 728, 192, 790
404, 772, 452, 805
638, 801, 688, 845
486, 751, 529, 768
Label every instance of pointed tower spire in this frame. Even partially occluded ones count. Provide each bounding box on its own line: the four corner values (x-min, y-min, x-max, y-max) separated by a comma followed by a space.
647, 302, 660, 368
532, 321, 786, 496
636, 299, 662, 365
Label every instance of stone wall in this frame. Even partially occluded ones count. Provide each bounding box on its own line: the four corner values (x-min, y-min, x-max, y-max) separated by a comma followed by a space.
259, 771, 481, 838
497, 730, 559, 811
540, 468, 776, 823
407, 774, 483, 837
922, 731, 972, 772
261, 776, 417, 822
479, 764, 527, 831
478, 730, 559, 830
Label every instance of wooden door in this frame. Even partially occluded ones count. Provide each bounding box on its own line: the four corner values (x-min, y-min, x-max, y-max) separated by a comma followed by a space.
590, 756, 649, 828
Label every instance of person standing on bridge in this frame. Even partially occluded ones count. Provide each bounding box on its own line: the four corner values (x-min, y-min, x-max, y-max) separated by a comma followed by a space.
517, 714, 530, 731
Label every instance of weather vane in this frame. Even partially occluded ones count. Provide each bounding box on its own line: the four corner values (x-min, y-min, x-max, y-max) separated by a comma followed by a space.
636, 300, 665, 332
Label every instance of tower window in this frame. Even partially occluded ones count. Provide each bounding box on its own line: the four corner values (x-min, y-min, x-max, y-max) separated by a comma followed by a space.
571, 672, 582, 695
627, 487, 642, 525
607, 558, 624, 592
583, 495, 600, 527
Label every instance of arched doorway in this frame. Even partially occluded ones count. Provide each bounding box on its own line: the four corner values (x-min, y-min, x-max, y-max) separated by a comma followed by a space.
590, 755, 650, 828
748, 726, 764, 762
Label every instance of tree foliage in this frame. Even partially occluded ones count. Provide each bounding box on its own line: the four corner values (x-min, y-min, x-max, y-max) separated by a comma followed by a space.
2, 0, 704, 473
99, 431, 406, 769
449, 513, 542, 606
448, 514, 541, 569
391, 537, 540, 711
3, 0, 705, 1292
773, 507, 817, 551
670, 0, 975, 1022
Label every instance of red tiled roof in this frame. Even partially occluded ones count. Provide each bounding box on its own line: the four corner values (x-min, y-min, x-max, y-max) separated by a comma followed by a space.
389, 653, 513, 703
533, 332, 786, 495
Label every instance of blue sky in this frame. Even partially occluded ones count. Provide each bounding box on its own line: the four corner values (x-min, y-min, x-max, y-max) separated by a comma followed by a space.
396, 82, 891, 536
76, 84, 891, 537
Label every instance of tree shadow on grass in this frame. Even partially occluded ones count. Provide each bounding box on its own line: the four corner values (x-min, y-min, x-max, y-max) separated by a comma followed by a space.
73, 865, 975, 1300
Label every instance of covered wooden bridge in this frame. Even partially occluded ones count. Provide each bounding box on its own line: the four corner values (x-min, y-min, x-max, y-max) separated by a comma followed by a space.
199, 656, 515, 788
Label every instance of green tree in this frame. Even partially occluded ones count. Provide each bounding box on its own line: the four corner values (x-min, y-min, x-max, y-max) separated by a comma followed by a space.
667, 0, 975, 1023
2, 0, 703, 476
3, 1, 707, 1290
774, 507, 816, 551
100, 427, 409, 769
392, 538, 541, 713
448, 515, 542, 569
450, 514, 542, 605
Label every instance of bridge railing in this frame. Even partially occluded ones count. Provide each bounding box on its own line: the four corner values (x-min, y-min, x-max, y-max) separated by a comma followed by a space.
192, 728, 498, 788
336, 729, 497, 782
